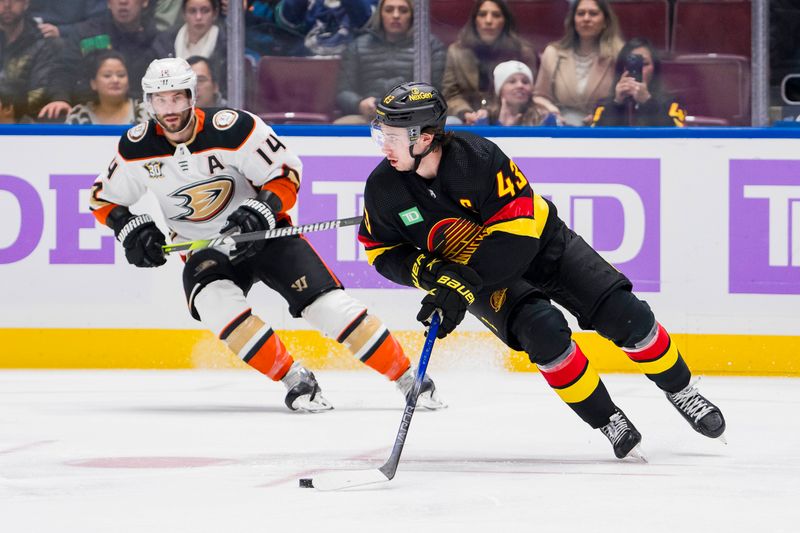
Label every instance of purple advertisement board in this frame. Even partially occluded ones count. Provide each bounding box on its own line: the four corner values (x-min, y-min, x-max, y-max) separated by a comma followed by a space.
299, 156, 661, 292
730, 160, 800, 294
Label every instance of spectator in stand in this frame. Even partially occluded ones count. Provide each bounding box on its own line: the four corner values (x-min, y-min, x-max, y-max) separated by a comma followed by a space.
0, 79, 32, 122
277, 0, 374, 56
533, 0, 623, 126
187, 54, 225, 106
487, 59, 542, 126
442, 0, 536, 125
154, 0, 226, 72
147, 0, 184, 31
335, 0, 445, 124
0, 0, 71, 120
29, 0, 105, 40
591, 38, 685, 127
65, 50, 148, 124
68, 0, 160, 98
241, 0, 306, 57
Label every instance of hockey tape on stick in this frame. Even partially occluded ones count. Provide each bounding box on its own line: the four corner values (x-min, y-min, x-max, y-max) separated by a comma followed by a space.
310, 312, 442, 491
161, 216, 363, 254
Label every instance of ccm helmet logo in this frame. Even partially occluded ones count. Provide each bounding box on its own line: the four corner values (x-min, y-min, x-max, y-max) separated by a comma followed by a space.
383, 95, 395, 104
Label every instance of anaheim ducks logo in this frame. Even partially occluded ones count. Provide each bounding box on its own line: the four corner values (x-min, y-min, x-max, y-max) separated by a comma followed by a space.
127, 122, 148, 142
427, 217, 487, 265
212, 109, 238, 130
169, 176, 235, 222
490, 288, 508, 312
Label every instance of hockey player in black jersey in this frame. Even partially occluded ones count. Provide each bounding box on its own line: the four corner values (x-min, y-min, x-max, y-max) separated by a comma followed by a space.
358, 81, 726, 459
89, 58, 445, 413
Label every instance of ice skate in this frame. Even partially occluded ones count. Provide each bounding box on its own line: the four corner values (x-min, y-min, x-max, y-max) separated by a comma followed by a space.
395, 367, 447, 410
666, 379, 726, 440
281, 362, 333, 413
600, 408, 646, 461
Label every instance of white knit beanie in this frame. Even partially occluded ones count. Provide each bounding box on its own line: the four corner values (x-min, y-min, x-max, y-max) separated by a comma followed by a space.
493, 60, 533, 95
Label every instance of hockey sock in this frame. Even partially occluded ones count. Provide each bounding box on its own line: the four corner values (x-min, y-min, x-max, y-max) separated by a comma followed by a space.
220, 309, 294, 381
622, 322, 691, 394
537, 341, 617, 428
339, 312, 410, 381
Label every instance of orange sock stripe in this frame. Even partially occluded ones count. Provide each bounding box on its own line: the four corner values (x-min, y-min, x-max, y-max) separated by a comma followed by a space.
243, 329, 294, 381
361, 332, 410, 381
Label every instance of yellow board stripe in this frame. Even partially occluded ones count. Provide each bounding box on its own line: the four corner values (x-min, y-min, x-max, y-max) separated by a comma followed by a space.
632, 339, 681, 375
1, 329, 799, 376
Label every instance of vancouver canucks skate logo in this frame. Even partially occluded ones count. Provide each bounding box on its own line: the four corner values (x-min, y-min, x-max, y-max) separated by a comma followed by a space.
169, 176, 235, 222
428, 217, 487, 264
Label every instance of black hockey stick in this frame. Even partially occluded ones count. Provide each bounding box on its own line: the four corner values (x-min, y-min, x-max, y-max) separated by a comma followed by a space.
308, 312, 442, 491
161, 215, 363, 254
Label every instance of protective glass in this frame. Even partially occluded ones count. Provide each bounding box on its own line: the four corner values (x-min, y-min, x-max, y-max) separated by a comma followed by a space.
370, 120, 420, 150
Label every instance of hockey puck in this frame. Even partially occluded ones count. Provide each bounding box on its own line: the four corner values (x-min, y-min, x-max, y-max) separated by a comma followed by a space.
299, 478, 314, 488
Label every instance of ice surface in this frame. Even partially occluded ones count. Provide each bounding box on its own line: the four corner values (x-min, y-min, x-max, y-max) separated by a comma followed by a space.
1, 370, 797, 532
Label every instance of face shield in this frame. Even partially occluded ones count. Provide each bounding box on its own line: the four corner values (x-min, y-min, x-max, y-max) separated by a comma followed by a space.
146, 90, 193, 117
370, 120, 421, 151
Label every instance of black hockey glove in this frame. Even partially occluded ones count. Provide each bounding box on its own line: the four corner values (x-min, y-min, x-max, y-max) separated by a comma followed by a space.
220, 192, 278, 258
412, 254, 482, 339
115, 214, 167, 268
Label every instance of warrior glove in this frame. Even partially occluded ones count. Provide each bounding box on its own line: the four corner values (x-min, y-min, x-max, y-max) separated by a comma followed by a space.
115, 214, 167, 268
220, 191, 279, 258
411, 253, 482, 339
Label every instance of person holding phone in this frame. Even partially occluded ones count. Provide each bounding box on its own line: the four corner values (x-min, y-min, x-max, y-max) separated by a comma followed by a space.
591, 37, 686, 127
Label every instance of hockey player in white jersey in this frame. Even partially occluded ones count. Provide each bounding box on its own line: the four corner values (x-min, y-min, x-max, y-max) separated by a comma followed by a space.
89, 57, 445, 412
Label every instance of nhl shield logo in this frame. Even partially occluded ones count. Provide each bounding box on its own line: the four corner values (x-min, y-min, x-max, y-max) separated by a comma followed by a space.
144, 160, 165, 179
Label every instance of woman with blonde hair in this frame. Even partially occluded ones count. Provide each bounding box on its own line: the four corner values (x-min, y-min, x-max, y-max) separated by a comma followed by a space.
533, 0, 623, 126
442, 0, 536, 125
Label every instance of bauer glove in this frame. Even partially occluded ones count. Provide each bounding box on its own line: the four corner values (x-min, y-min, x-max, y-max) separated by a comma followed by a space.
220, 191, 278, 257
411, 254, 482, 339
115, 214, 167, 268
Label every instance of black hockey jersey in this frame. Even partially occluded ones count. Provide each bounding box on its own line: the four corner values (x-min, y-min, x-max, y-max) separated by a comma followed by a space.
358, 131, 554, 289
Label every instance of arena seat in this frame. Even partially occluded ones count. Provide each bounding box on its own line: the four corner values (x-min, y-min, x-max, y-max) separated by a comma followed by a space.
255, 56, 341, 124
610, 0, 669, 52
507, 0, 569, 53
672, 0, 751, 57
430, 0, 473, 47
661, 54, 751, 126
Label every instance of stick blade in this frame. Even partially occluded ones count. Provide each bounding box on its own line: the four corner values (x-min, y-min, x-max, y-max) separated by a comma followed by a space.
311, 469, 390, 491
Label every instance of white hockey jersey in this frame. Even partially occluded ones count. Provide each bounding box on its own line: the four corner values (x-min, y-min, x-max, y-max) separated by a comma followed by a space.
89, 108, 302, 242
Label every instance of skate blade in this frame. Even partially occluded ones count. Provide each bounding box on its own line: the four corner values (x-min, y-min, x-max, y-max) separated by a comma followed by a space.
292, 394, 334, 413
716, 433, 728, 445
417, 391, 448, 411
627, 444, 648, 463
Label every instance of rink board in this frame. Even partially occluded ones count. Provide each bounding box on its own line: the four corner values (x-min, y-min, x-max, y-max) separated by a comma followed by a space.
1, 125, 799, 374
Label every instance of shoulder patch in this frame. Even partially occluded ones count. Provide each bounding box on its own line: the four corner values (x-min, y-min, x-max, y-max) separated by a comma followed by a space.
127, 121, 149, 142
213, 110, 239, 130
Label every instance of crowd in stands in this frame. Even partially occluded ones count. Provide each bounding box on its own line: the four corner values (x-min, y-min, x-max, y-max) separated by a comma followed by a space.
0, 0, 786, 127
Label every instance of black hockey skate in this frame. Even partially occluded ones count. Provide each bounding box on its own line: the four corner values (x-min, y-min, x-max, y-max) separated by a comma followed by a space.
666, 380, 726, 439
600, 408, 645, 460
281, 362, 333, 413
395, 367, 446, 410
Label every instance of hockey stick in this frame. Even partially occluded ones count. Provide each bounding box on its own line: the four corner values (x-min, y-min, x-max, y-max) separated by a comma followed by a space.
161, 215, 363, 254
308, 312, 442, 491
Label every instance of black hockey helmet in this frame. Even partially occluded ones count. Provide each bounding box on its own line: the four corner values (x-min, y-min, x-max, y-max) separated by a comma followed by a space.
374, 82, 447, 131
